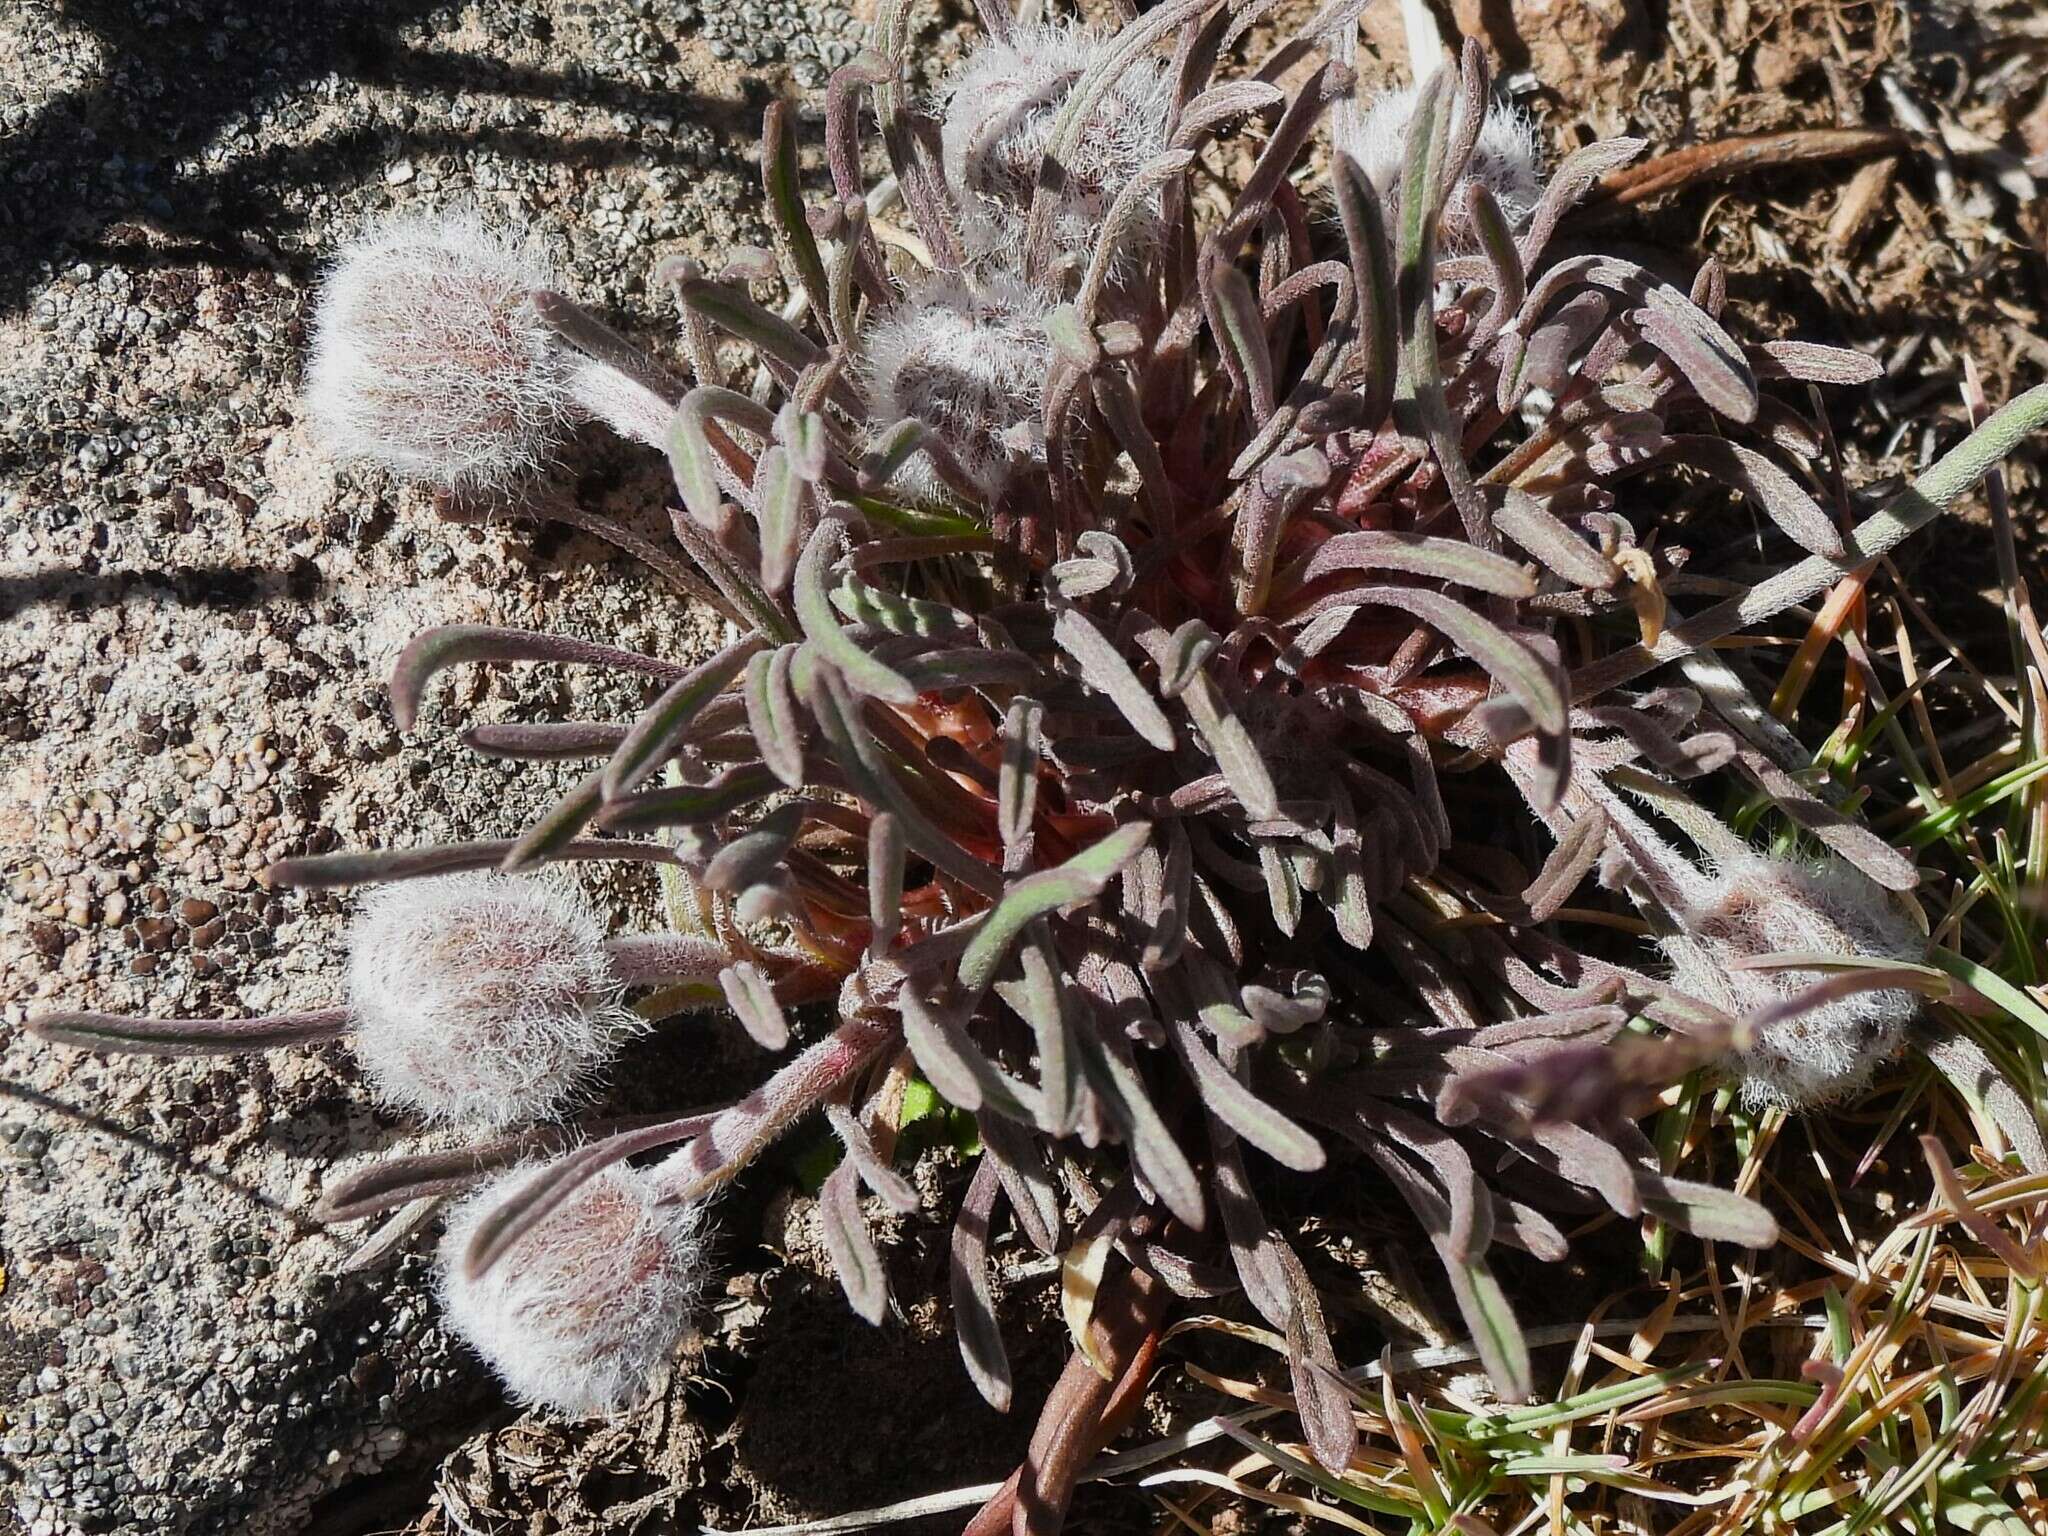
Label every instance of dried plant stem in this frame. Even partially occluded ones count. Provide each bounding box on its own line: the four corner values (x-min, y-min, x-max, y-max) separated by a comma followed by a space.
1587, 128, 1916, 209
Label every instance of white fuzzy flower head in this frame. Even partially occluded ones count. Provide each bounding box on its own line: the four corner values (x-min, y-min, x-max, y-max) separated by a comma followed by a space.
939, 21, 1176, 271
1340, 84, 1543, 249
1661, 851, 1925, 1109
345, 872, 640, 1129
306, 211, 570, 492
864, 271, 1053, 503
438, 1162, 708, 1417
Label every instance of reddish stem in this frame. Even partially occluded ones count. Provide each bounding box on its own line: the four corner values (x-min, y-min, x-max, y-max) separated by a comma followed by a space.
961, 1262, 1167, 1536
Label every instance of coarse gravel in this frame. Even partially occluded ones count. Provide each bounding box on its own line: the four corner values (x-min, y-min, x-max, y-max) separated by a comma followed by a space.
0, 1, 880, 1532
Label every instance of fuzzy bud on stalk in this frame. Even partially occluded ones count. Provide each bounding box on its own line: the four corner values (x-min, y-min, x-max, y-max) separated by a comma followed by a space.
438, 1162, 708, 1416
1660, 851, 1925, 1108
1340, 84, 1542, 249
863, 272, 1054, 502
345, 873, 640, 1129
939, 21, 1176, 272
307, 212, 675, 493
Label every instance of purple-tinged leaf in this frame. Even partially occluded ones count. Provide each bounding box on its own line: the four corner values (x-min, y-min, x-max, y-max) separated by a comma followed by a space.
752, 444, 805, 595
795, 519, 918, 704
1330, 151, 1395, 433
957, 822, 1153, 993
1736, 750, 1919, 890
1464, 178, 1524, 343
1652, 436, 1842, 558
1243, 971, 1328, 1034
1284, 530, 1536, 599
1523, 805, 1607, 922
1078, 149, 1196, 324
1258, 844, 1304, 937
1210, 1129, 1289, 1326
1523, 1121, 1643, 1219
1208, 257, 1276, 426
1002, 930, 1080, 1137
1390, 70, 1494, 549
1440, 1247, 1532, 1402
464, 1113, 725, 1279
1277, 1242, 1358, 1476
602, 636, 763, 802
265, 837, 675, 890
671, 271, 835, 390
1756, 339, 1882, 386
1922, 1134, 2041, 1281
1354, 586, 1566, 735
659, 1013, 898, 1202
802, 662, 1001, 896
762, 99, 833, 342
745, 644, 806, 789
1170, 1020, 1323, 1171
594, 763, 781, 831
824, 1098, 919, 1212
703, 803, 804, 893
1142, 821, 1194, 970
950, 1157, 1012, 1412
314, 1123, 619, 1223
1518, 137, 1645, 266
867, 811, 905, 952
500, 768, 605, 873
1178, 667, 1280, 820
719, 962, 790, 1051
1491, 490, 1618, 590
1172, 79, 1284, 149
1630, 288, 1758, 423
1054, 608, 1176, 753
30, 1006, 352, 1058
461, 721, 629, 760
1078, 1029, 1205, 1229
390, 626, 685, 732
667, 503, 795, 643
899, 989, 1038, 1122
999, 697, 1044, 855
979, 1109, 1063, 1255
1635, 1168, 1779, 1248
820, 1157, 889, 1323
667, 385, 774, 525
1151, 619, 1220, 699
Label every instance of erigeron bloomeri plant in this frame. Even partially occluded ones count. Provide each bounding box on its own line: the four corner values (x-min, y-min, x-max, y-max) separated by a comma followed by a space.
1510, 735, 1933, 1110
1664, 849, 1926, 1107
862, 270, 1054, 501
1340, 79, 1543, 247
30, 2, 2048, 1520
345, 873, 646, 1130
939, 18, 1177, 272
439, 1161, 710, 1416
306, 211, 681, 493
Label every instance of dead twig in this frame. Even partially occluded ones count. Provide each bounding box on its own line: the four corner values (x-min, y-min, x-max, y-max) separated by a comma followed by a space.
1586, 128, 1920, 211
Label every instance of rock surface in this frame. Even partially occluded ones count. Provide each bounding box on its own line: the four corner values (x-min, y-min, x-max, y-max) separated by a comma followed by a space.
0, 1, 862, 1532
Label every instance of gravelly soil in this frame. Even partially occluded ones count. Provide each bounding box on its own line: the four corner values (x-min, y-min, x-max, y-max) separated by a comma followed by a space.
2, 1, 2043, 1534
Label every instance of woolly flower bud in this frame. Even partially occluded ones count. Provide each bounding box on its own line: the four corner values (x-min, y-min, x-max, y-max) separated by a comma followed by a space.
939, 21, 1176, 270
306, 212, 570, 492
864, 271, 1053, 502
345, 872, 640, 1129
438, 1162, 708, 1416
1661, 852, 1924, 1108
1339, 84, 1543, 248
